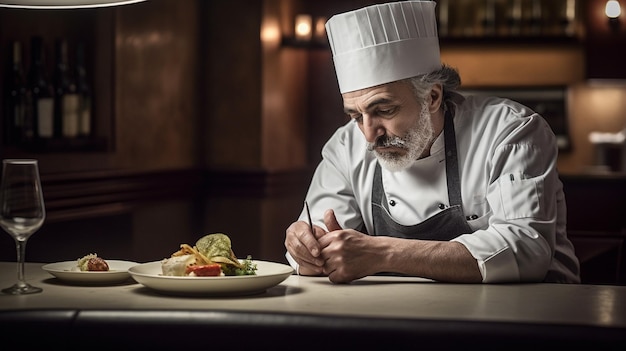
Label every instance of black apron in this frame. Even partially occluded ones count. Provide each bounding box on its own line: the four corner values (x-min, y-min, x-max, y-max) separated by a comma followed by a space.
371, 109, 472, 240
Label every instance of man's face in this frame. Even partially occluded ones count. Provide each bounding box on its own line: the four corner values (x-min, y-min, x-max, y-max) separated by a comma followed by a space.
342, 81, 435, 172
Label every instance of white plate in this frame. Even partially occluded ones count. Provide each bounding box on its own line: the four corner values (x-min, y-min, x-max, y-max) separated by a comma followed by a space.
42, 260, 138, 284
128, 260, 294, 296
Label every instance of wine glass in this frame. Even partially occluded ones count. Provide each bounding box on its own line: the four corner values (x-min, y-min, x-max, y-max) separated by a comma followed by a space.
0, 159, 45, 295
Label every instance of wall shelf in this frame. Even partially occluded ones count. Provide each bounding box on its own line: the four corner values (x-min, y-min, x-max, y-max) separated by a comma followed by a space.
0, 7, 115, 156
440, 35, 581, 46
6, 136, 109, 153
281, 37, 328, 50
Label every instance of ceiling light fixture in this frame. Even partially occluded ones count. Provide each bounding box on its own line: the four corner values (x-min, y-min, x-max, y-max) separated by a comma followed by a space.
0, 0, 146, 9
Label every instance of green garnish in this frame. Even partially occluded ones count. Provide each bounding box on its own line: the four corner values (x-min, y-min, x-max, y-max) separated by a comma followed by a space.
222, 255, 257, 276
194, 233, 258, 276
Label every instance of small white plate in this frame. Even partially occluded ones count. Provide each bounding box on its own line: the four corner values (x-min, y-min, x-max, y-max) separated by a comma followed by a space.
128, 260, 294, 296
42, 260, 138, 285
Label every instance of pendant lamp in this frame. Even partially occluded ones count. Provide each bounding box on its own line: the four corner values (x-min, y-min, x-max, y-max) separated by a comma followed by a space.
0, 0, 146, 9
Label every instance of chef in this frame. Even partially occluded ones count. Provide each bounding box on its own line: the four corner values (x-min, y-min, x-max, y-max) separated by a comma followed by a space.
284, 1, 580, 284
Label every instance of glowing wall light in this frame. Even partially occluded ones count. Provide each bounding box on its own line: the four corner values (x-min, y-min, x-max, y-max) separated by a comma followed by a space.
605, 0, 622, 30
606, 0, 622, 18
294, 14, 313, 41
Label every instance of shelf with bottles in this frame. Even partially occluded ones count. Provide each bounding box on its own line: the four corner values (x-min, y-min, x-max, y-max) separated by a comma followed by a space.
0, 7, 114, 155
436, 0, 582, 44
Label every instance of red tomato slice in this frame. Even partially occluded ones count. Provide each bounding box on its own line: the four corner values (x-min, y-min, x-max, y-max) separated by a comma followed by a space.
185, 264, 222, 276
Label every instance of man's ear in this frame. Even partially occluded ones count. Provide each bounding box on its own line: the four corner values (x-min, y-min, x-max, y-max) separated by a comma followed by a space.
429, 84, 443, 114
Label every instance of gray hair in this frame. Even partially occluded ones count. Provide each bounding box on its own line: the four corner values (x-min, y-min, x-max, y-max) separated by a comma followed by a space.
404, 64, 462, 107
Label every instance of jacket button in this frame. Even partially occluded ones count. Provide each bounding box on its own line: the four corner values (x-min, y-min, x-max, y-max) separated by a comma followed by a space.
389, 200, 396, 206
438, 203, 446, 209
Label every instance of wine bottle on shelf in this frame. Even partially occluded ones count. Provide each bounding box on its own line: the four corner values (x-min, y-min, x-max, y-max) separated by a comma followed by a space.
524, 0, 542, 36
75, 42, 92, 138
507, 0, 522, 36
3, 41, 27, 146
27, 36, 55, 141
53, 38, 79, 139
481, 0, 496, 36
437, 0, 449, 37
562, 0, 577, 37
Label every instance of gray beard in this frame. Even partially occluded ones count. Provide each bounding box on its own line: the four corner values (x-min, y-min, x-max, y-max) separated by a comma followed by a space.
368, 101, 435, 172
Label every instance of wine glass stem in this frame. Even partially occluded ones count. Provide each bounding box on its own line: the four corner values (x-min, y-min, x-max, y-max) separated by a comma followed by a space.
14, 238, 28, 285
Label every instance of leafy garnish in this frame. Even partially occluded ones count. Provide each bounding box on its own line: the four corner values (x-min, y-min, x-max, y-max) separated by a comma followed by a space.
195, 233, 242, 267
222, 255, 257, 276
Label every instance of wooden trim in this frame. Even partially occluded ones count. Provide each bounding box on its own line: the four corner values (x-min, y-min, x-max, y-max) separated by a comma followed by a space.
39, 167, 313, 223
204, 168, 313, 198
40, 168, 204, 223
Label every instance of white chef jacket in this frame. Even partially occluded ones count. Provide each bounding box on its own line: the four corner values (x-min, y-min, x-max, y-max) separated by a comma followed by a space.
291, 94, 580, 283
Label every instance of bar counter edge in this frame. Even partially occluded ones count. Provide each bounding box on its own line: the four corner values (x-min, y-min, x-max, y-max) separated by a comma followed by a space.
1, 308, 625, 349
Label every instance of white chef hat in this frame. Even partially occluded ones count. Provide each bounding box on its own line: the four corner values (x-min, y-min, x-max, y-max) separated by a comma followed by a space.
325, 1, 441, 94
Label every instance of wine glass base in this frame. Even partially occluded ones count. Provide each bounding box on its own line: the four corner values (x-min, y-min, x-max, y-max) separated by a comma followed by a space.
2, 283, 42, 295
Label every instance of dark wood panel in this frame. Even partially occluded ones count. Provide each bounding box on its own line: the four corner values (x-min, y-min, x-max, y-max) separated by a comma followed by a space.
34, 166, 311, 225
562, 174, 626, 285
0, 168, 310, 263
205, 167, 313, 198
40, 168, 205, 222
562, 174, 626, 232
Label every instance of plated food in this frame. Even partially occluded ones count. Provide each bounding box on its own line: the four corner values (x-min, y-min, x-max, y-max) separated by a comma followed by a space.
74, 253, 110, 272
42, 259, 138, 285
129, 259, 294, 296
129, 232, 293, 296
161, 233, 257, 277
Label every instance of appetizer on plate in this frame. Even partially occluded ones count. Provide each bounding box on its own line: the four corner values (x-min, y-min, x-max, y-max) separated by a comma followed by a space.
43, 259, 137, 285
73, 253, 110, 272
161, 233, 257, 277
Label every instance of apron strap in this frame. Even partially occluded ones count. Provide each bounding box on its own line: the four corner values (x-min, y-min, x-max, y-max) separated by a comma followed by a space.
443, 109, 463, 208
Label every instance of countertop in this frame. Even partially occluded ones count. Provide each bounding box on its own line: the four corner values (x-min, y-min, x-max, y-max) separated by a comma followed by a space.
2, 262, 625, 349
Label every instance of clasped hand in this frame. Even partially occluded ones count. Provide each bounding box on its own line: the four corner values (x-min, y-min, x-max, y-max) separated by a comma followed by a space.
285, 209, 380, 283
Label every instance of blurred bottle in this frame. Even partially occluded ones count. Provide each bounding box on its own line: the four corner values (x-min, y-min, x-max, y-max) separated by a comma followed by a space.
27, 36, 55, 141
3, 41, 27, 146
75, 42, 92, 138
523, 0, 542, 36
54, 38, 79, 139
562, 0, 577, 37
507, 0, 523, 36
481, 0, 497, 36
437, 0, 450, 37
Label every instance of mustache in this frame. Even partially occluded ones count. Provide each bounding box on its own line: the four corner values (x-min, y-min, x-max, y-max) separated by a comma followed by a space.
367, 135, 406, 151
